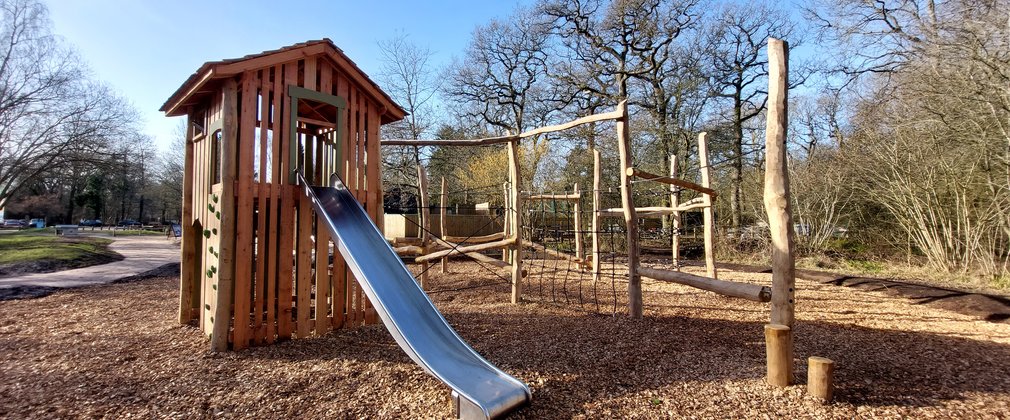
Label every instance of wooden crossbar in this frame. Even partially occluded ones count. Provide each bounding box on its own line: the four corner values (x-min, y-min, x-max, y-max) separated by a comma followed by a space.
626, 167, 718, 198
638, 266, 771, 302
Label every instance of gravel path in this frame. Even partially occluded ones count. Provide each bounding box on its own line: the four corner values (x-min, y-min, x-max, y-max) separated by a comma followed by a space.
1, 262, 1008, 418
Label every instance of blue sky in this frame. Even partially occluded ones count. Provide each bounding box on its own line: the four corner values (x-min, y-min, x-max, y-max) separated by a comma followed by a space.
47, 0, 527, 152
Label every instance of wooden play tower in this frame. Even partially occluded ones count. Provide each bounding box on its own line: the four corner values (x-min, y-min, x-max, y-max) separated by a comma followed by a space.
161, 40, 406, 351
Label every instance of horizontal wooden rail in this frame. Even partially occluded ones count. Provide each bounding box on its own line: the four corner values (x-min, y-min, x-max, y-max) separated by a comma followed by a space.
416, 237, 517, 263
626, 167, 718, 198
638, 266, 771, 302
525, 241, 591, 268
381, 101, 627, 147
425, 235, 511, 270
442, 232, 504, 244
525, 193, 580, 201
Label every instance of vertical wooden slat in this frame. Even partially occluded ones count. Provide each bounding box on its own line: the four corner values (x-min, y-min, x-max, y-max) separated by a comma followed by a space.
266, 65, 282, 344
180, 115, 196, 323
296, 142, 313, 337
573, 183, 582, 261
277, 62, 298, 340
615, 100, 641, 318
332, 73, 348, 329
364, 104, 380, 324
212, 79, 239, 352
315, 134, 332, 336
254, 71, 271, 344
345, 86, 359, 327
233, 72, 258, 350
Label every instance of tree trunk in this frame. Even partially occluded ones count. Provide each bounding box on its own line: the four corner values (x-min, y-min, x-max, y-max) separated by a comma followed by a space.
732, 91, 744, 228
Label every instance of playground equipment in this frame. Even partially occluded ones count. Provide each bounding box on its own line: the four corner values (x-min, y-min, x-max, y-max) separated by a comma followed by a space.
162, 40, 530, 419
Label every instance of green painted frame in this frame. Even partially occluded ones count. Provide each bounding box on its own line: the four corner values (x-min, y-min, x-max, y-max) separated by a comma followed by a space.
287, 84, 347, 185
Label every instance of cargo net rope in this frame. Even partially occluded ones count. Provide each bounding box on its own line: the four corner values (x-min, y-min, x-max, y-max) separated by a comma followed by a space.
520, 185, 628, 315
383, 151, 516, 295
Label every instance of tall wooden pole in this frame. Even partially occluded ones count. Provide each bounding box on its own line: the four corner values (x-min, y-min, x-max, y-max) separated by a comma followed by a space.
508, 140, 524, 303
179, 114, 197, 323
765, 38, 795, 327
615, 100, 642, 318
764, 37, 795, 388
502, 182, 510, 262
669, 154, 680, 270
417, 164, 430, 288
440, 177, 448, 273
592, 149, 602, 289
698, 132, 717, 279
212, 79, 239, 351
573, 183, 583, 260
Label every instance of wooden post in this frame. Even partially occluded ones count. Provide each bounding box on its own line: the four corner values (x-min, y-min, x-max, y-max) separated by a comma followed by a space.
417, 164, 430, 288
765, 38, 795, 328
808, 357, 835, 402
573, 183, 583, 260
615, 100, 642, 318
591, 149, 602, 291
179, 114, 197, 323
698, 132, 717, 279
211, 79, 239, 352
440, 176, 448, 273
765, 324, 793, 387
670, 154, 680, 270
508, 140, 523, 304
502, 182, 510, 262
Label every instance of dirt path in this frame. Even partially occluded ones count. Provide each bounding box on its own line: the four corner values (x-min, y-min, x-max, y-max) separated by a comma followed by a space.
0, 235, 179, 300
0, 263, 1008, 418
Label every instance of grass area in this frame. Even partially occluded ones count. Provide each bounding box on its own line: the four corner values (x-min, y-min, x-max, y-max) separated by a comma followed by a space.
0, 231, 120, 274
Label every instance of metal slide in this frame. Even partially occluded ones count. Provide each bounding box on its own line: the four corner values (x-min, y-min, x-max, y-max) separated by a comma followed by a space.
299, 174, 530, 419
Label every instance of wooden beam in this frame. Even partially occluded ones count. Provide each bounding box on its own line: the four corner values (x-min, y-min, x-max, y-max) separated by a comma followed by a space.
415, 237, 517, 262
211, 79, 239, 352
699, 132, 717, 279
417, 164, 430, 288
670, 154, 680, 271
573, 183, 583, 260
426, 234, 512, 270
442, 232, 505, 244
626, 167, 718, 198
381, 135, 518, 147
508, 140, 523, 304
526, 241, 591, 269
638, 266, 771, 302
440, 177, 448, 273
517, 105, 625, 139
616, 100, 642, 318
525, 193, 580, 201
591, 149, 602, 296
764, 38, 795, 328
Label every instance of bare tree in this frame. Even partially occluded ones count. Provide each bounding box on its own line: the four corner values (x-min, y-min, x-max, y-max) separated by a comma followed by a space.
0, 0, 133, 210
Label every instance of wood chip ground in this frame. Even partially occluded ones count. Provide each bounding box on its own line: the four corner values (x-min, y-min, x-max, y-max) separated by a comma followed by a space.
1, 261, 1008, 418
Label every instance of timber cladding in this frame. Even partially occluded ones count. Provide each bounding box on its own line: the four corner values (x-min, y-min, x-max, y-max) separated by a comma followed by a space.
163, 40, 406, 351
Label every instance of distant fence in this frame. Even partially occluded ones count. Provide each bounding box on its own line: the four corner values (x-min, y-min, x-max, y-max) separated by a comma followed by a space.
384, 214, 504, 239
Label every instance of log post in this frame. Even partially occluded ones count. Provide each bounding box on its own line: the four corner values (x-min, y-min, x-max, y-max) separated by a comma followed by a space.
508, 139, 523, 304
670, 154, 680, 270
615, 100, 642, 318
808, 357, 835, 402
592, 149, 602, 289
440, 176, 448, 273
698, 132, 717, 279
765, 38, 795, 328
212, 79, 239, 351
179, 114, 197, 323
502, 182, 510, 262
573, 183, 583, 260
417, 164, 430, 288
765, 324, 793, 387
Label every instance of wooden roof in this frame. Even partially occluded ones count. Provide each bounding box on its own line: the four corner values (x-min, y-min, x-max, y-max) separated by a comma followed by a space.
160, 39, 407, 124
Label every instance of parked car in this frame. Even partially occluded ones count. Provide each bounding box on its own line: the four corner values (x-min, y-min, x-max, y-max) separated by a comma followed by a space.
3, 219, 26, 228
29, 218, 45, 228
79, 219, 103, 227
117, 219, 142, 227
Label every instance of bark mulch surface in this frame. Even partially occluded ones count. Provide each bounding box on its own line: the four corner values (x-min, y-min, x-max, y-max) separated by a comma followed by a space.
1, 262, 1008, 418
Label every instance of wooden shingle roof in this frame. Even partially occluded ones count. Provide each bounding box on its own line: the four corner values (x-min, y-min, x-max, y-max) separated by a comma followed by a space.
161, 39, 406, 124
